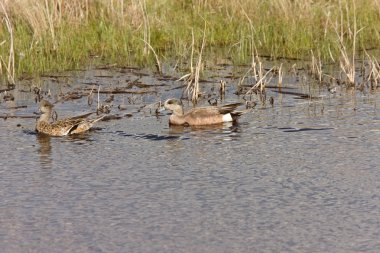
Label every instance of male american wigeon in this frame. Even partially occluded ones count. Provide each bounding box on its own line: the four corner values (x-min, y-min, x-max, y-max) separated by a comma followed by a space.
36, 100, 104, 136
163, 98, 244, 126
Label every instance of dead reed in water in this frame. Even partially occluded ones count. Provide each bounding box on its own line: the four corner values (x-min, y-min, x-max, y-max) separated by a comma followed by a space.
180, 24, 206, 104
364, 51, 380, 90
310, 50, 323, 84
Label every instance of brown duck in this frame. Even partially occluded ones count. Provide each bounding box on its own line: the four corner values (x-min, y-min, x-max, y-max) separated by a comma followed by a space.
36, 100, 104, 136
163, 98, 243, 126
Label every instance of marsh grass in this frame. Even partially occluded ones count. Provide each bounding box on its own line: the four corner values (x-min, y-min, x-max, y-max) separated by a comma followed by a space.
0, 1, 15, 84
1, 0, 380, 81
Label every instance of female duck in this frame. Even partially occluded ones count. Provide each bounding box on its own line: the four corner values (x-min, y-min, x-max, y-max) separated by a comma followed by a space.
36, 100, 104, 136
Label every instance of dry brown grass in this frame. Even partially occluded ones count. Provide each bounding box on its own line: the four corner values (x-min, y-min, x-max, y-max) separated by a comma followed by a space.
180, 24, 206, 104
365, 51, 380, 89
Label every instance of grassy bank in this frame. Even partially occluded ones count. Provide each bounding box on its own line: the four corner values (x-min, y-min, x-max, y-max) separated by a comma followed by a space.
1, 0, 380, 83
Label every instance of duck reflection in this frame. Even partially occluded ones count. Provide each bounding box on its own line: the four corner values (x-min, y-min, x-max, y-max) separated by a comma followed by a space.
36, 134, 53, 169
36, 131, 94, 169
168, 122, 241, 135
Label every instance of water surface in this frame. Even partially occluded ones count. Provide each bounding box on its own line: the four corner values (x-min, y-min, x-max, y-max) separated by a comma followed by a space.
1, 65, 379, 252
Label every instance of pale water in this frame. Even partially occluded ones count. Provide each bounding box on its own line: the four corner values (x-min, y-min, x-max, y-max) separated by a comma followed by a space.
1, 65, 379, 252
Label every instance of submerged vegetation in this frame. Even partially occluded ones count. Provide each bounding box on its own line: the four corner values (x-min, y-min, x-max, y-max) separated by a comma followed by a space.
1, 0, 380, 83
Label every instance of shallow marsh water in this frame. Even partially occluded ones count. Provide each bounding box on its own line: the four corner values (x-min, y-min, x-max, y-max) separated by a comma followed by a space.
1, 64, 380, 253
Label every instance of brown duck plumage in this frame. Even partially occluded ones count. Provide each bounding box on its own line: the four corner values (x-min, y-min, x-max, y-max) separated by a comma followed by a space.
36, 100, 104, 136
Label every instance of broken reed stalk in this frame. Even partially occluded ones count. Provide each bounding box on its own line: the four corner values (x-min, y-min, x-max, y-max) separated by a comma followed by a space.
310, 50, 323, 83
190, 28, 195, 75
245, 66, 274, 102
141, 39, 162, 74
179, 30, 195, 98
255, 55, 266, 89
252, 49, 260, 82
278, 63, 283, 88
238, 46, 261, 92
365, 51, 380, 89
238, 67, 252, 89
88, 85, 95, 106
219, 80, 226, 98
97, 85, 101, 110
192, 23, 206, 103
238, 50, 268, 99
0, 2, 15, 84
140, 0, 150, 55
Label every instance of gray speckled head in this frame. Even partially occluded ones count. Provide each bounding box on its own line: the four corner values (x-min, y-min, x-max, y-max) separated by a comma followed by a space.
39, 100, 54, 113
164, 99, 184, 115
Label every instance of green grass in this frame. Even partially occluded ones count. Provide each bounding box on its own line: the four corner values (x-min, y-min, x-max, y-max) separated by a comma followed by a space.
1, 0, 380, 82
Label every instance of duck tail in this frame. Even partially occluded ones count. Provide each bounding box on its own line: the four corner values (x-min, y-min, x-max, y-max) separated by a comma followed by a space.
230, 109, 249, 121
90, 115, 105, 124
218, 103, 243, 114
70, 112, 95, 120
